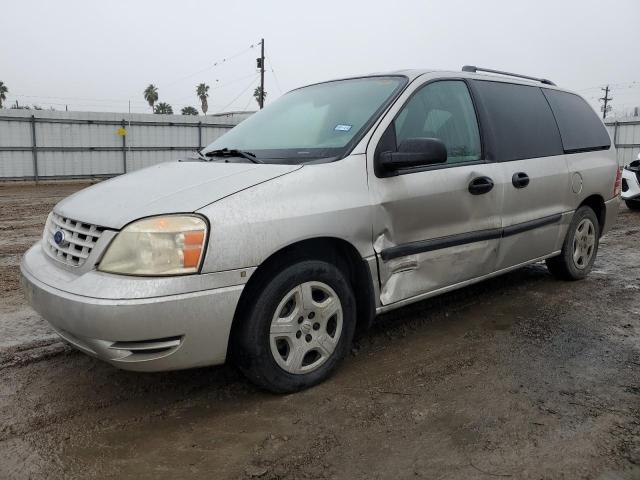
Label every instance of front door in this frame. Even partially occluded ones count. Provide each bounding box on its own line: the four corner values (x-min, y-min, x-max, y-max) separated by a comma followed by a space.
367, 79, 505, 306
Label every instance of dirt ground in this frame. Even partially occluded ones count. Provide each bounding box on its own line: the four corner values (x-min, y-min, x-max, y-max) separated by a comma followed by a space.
0, 182, 639, 480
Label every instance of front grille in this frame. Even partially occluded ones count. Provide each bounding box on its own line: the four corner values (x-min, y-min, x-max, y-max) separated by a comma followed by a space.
43, 212, 104, 267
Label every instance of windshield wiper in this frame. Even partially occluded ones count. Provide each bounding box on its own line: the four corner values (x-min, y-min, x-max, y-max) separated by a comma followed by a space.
203, 148, 263, 164
192, 149, 208, 161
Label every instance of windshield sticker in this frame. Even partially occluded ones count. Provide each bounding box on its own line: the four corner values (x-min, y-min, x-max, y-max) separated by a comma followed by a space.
334, 124, 352, 132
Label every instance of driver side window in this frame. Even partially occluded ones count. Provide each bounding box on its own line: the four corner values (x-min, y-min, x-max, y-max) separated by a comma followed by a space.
395, 80, 481, 164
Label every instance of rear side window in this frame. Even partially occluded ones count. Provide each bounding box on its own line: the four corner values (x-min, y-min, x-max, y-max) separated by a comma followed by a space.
394, 80, 481, 164
542, 89, 611, 153
472, 80, 563, 161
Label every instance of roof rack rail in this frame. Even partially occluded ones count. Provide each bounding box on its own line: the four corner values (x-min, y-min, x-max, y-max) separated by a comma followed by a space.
461, 65, 556, 86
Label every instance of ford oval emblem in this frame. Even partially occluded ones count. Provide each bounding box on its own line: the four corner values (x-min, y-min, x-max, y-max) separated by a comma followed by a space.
53, 230, 65, 245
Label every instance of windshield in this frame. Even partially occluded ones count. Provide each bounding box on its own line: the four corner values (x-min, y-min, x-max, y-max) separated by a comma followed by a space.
203, 76, 407, 164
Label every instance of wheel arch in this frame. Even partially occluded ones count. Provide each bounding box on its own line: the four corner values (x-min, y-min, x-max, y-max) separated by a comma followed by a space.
227, 237, 376, 358
578, 194, 606, 235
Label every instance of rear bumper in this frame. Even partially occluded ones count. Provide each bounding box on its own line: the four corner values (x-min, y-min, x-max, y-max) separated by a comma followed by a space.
622, 167, 640, 200
20, 244, 244, 372
602, 196, 619, 236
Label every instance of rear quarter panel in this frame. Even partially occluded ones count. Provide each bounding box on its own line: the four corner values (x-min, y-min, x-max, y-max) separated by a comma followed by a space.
565, 148, 618, 208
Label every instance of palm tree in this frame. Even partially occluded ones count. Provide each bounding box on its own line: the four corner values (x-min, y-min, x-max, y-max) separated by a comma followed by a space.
154, 102, 173, 114
0, 81, 8, 109
196, 83, 209, 115
253, 86, 267, 108
181, 106, 199, 116
143, 84, 159, 112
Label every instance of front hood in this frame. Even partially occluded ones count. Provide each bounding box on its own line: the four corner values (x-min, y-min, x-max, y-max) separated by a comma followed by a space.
55, 161, 301, 229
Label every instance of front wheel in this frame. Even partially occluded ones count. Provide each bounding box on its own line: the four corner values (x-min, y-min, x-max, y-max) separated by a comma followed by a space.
546, 206, 600, 281
625, 199, 640, 211
232, 259, 356, 393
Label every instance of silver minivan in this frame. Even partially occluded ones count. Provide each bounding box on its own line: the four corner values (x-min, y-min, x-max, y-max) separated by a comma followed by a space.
21, 66, 620, 392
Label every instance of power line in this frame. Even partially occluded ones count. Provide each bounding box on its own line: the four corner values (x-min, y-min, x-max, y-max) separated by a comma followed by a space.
270, 69, 283, 95
218, 75, 260, 113
10, 71, 263, 111
162, 43, 258, 89
164, 72, 259, 104
7, 39, 275, 115
576, 81, 639, 93
242, 90, 256, 111
11, 71, 262, 106
266, 50, 283, 95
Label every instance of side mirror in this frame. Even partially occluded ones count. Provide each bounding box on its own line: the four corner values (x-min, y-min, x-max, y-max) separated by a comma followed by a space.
379, 138, 447, 174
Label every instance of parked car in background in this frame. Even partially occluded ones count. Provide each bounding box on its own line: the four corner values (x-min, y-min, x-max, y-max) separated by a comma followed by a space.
621, 153, 640, 210
21, 66, 619, 393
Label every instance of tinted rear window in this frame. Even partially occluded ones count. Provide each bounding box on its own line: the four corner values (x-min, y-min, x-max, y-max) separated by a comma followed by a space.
472, 80, 563, 161
542, 89, 611, 153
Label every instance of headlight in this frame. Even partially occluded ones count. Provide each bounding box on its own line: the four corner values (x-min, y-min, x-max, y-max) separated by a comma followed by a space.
99, 215, 208, 276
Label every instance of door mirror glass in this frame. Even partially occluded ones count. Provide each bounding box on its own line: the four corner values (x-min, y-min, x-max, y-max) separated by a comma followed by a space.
379, 137, 447, 173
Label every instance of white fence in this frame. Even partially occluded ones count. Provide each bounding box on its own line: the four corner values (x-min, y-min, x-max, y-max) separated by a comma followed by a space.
2, 109, 634, 179
606, 118, 640, 166
0, 110, 252, 180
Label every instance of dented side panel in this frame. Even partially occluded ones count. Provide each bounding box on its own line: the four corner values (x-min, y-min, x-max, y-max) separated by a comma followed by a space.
369, 164, 505, 305
376, 240, 498, 305
364, 72, 506, 307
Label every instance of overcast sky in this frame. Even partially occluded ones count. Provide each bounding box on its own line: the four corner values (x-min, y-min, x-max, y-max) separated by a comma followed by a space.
2, 0, 639, 116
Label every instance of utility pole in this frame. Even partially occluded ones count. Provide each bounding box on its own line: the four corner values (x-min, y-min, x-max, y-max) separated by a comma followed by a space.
599, 85, 613, 120
258, 38, 265, 109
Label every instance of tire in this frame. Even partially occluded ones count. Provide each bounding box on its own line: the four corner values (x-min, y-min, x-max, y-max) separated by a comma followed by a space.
546, 206, 600, 281
625, 199, 640, 211
232, 259, 356, 393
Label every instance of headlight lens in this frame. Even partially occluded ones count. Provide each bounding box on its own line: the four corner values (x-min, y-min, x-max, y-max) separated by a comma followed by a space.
99, 215, 207, 276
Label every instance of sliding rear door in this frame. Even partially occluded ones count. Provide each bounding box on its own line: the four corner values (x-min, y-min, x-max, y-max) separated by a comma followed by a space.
469, 80, 571, 270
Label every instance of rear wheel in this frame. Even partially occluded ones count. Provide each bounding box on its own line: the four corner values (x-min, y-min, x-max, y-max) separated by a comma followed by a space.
625, 199, 640, 211
232, 259, 356, 393
546, 206, 600, 281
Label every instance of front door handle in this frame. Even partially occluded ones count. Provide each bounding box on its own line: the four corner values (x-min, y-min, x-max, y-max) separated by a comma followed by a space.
512, 172, 530, 189
468, 176, 494, 195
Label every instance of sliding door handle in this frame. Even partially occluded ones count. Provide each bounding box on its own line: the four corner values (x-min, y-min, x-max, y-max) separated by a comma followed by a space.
512, 172, 530, 188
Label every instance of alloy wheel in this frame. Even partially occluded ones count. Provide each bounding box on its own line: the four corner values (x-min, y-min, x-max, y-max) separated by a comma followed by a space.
572, 218, 596, 269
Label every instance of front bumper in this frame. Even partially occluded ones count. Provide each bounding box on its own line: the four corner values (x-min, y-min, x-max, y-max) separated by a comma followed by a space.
20, 243, 246, 372
622, 167, 640, 200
